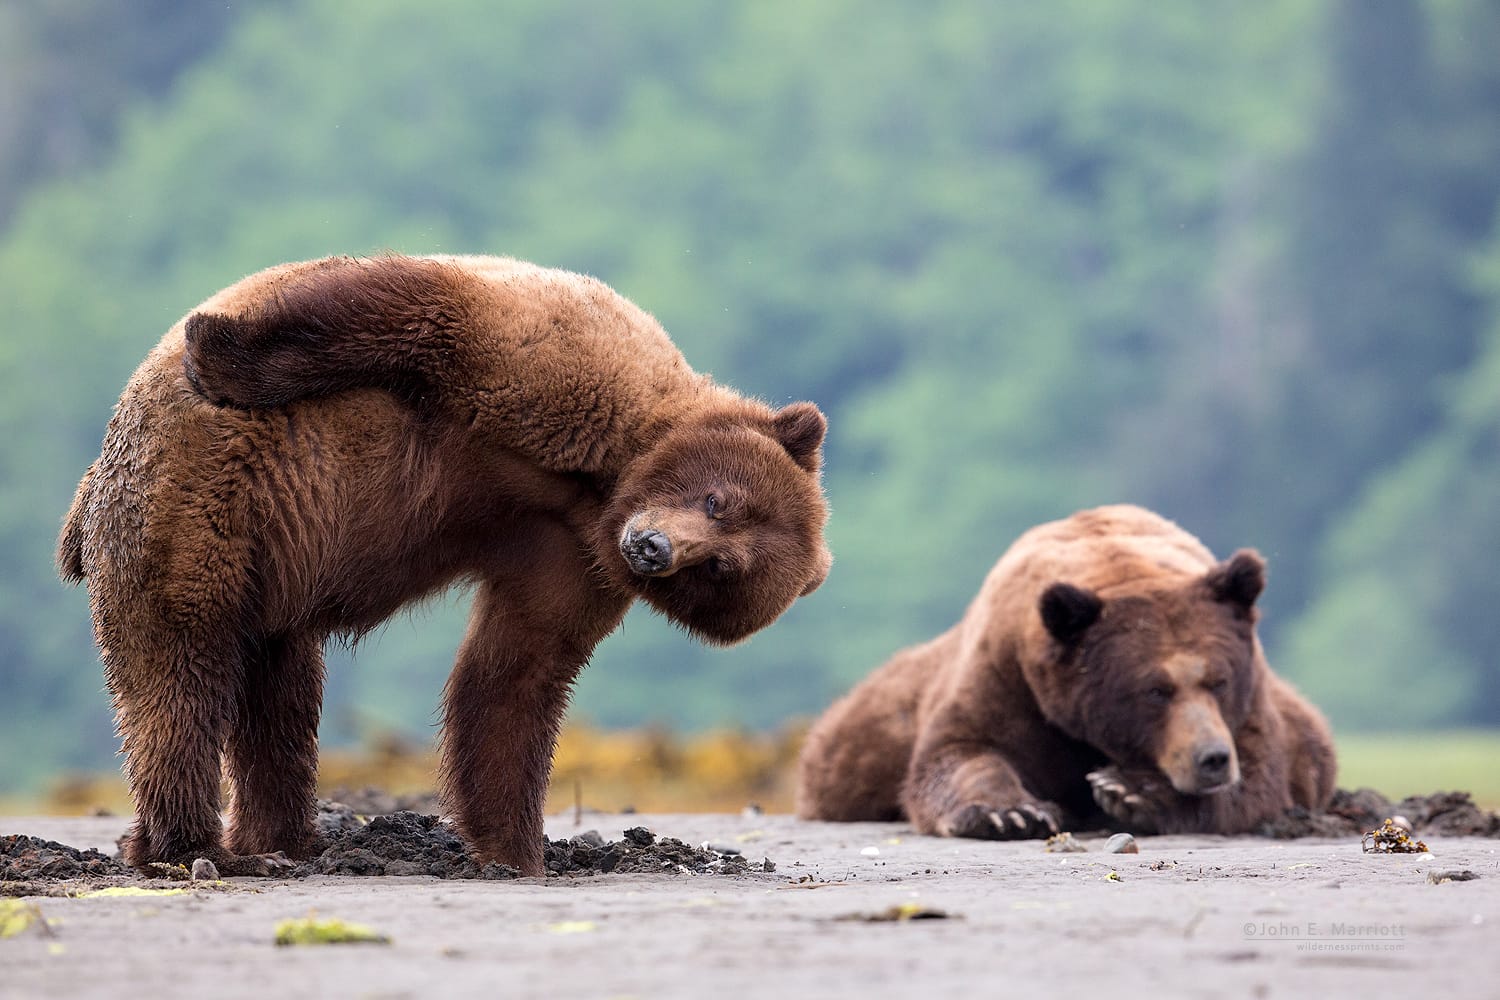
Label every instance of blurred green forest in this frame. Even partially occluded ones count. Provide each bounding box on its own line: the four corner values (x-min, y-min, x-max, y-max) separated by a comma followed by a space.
3, 0, 1498, 792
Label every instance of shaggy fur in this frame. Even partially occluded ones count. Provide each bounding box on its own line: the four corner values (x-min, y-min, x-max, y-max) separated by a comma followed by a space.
60, 254, 831, 876
797, 505, 1335, 838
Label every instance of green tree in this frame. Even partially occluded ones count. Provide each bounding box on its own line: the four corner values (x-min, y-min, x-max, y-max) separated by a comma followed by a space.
0, 0, 249, 224
1284, 215, 1500, 728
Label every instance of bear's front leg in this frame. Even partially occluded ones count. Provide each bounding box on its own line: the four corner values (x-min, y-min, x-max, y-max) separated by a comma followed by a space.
903, 742, 1064, 840
440, 553, 630, 875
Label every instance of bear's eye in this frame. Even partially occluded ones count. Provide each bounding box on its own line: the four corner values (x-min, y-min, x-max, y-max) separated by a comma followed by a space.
1147, 686, 1173, 704
704, 556, 729, 579
1207, 678, 1229, 695
705, 493, 722, 518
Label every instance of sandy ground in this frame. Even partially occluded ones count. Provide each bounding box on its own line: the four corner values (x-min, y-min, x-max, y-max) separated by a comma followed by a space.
3, 812, 1498, 1000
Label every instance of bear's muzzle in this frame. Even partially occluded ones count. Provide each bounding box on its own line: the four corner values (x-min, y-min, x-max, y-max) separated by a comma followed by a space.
621, 526, 674, 576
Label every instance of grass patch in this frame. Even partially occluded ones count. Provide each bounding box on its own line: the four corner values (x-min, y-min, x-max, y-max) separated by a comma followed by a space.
1335, 729, 1500, 808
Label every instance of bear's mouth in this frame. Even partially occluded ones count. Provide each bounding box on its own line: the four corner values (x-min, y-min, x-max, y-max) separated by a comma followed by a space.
1192, 778, 1236, 796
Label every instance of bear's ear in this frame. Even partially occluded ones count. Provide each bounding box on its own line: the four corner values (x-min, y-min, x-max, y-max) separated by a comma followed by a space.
771, 402, 827, 472
1039, 583, 1103, 646
1205, 548, 1266, 613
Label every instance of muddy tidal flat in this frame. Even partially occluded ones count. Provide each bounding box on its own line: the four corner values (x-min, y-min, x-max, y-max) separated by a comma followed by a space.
2, 809, 1498, 1000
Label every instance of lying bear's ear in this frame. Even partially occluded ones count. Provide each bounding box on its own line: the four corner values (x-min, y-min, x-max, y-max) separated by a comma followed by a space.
1205, 549, 1266, 614
1039, 583, 1103, 646
772, 402, 827, 472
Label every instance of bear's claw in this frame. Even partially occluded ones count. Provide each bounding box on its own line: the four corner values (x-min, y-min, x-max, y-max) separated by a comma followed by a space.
938, 801, 1058, 839
988, 804, 1059, 838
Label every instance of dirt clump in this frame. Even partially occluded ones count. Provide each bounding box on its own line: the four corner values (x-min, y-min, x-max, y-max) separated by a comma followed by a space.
2, 834, 129, 881
4, 803, 773, 885
544, 826, 769, 876
297, 803, 770, 879
300, 810, 517, 879
1258, 788, 1500, 839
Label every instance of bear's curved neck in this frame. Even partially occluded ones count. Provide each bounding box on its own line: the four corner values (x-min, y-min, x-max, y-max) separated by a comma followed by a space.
597, 382, 767, 485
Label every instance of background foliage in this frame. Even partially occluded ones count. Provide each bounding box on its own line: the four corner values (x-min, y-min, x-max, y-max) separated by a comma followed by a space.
2, 0, 1497, 791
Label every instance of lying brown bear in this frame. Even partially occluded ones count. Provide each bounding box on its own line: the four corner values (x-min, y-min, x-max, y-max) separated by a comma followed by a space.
798, 505, 1334, 838
59, 254, 831, 875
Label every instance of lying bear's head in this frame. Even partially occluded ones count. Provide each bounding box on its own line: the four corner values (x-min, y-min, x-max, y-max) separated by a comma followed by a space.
1028, 550, 1268, 796
602, 402, 832, 645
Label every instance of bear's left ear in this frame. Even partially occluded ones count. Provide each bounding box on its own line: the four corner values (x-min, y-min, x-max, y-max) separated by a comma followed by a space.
771, 402, 827, 472
1205, 548, 1266, 614
1039, 583, 1103, 646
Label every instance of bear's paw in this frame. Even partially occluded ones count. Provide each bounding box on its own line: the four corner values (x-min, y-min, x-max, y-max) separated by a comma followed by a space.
938, 801, 1059, 840
1086, 766, 1178, 834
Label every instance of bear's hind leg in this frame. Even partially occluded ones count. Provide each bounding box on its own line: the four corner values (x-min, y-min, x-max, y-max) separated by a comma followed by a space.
224, 632, 325, 860
107, 628, 244, 871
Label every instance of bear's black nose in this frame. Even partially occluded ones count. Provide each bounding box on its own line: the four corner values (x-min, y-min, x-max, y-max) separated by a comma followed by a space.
1195, 746, 1231, 780
622, 528, 673, 575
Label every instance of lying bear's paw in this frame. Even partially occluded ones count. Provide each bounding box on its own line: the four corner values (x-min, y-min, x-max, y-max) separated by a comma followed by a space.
938, 801, 1059, 840
1087, 767, 1176, 833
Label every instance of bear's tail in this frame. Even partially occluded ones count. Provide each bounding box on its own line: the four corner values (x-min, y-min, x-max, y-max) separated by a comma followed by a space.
57, 463, 95, 584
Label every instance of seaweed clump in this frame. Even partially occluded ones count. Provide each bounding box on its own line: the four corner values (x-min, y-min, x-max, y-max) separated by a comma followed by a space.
1361, 819, 1429, 855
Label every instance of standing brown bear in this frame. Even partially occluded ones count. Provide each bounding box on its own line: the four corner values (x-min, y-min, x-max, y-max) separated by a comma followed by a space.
798, 505, 1334, 838
60, 254, 831, 876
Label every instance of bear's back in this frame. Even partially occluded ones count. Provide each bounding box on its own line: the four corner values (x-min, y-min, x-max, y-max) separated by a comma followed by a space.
999, 504, 1213, 595
960, 505, 1218, 649
184, 254, 717, 477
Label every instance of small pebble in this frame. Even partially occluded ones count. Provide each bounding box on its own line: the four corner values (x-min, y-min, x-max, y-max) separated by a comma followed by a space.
1428, 869, 1479, 884
190, 858, 220, 881
1104, 833, 1139, 854
860, 846, 881, 857
571, 830, 605, 848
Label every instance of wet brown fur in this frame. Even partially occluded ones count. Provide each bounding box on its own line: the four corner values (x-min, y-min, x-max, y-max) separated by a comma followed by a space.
59, 254, 831, 875
797, 505, 1335, 838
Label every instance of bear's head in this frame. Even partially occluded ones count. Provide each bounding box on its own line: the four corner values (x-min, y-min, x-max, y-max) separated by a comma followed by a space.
1026, 550, 1268, 797
600, 402, 832, 645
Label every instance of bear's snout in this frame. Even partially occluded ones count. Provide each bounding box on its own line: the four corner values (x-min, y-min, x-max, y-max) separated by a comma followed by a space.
1156, 694, 1241, 795
621, 526, 674, 576
1193, 744, 1234, 790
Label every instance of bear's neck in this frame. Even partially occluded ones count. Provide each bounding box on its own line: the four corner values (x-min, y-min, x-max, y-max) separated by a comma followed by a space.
593, 381, 764, 485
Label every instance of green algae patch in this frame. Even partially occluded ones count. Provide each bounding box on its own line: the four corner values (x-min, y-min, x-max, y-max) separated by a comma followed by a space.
75, 887, 187, 899
274, 915, 390, 946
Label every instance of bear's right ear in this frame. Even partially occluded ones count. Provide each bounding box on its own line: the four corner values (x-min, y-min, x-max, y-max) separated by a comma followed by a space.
1205, 548, 1266, 615
772, 402, 827, 473
1039, 583, 1103, 646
